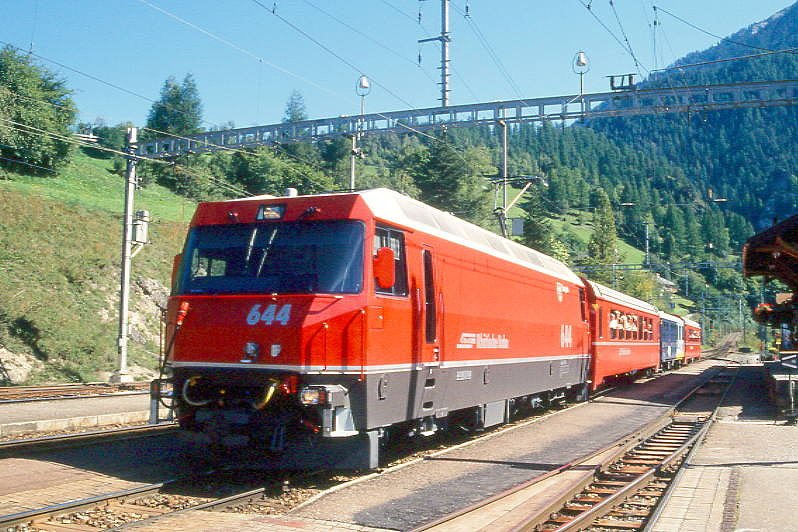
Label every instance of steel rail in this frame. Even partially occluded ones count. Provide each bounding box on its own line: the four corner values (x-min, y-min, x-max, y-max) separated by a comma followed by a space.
0, 382, 149, 403
0, 481, 171, 528
642, 365, 742, 531
414, 362, 727, 531
534, 368, 738, 532
0, 422, 176, 458
112, 486, 272, 530
547, 420, 711, 531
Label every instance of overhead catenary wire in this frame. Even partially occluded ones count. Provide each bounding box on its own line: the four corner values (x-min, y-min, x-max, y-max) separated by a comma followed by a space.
0, 146, 58, 174
135, 1, 473, 162
608, 0, 649, 76
300, 0, 440, 86
576, 0, 643, 70
653, 46, 798, 73
0, 119, 251, 196
136, 0, 340, 99
449, 2, 524, 100
653, 5, 796, 56
250, 0, 421, 111
381, 0, 480, 101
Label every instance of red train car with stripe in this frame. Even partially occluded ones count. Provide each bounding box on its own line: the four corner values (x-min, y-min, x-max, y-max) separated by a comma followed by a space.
582, 280, 661, 390
165, 189, 591, 468
683, 317, 702, 363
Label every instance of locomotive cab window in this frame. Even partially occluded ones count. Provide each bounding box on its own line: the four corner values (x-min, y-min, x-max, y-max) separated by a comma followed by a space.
176, 220, 364, 295
373, 226, 408, 296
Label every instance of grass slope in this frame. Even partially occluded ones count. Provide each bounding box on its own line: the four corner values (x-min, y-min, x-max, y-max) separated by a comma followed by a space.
0, 150, 193, 382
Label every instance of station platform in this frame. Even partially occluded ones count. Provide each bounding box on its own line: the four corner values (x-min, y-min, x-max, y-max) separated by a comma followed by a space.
652, 363, 798, 532
0, 393, 161, 437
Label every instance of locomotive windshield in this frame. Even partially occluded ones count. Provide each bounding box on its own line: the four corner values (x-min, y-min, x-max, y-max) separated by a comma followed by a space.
176, 220, 364, 295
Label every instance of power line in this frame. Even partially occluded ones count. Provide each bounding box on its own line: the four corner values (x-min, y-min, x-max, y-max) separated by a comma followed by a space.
653, 5, 794, 56
136, 0, 340, 99
0, 117, 133, 158
608, 0, 649, 76
0, 39, 156, 104
0, 119, 250, 196
450, 2, 523, 99
0, 152, 58, 175
654, 46, 798, 73
250, 0, 421, 111
301, 0, 439, 86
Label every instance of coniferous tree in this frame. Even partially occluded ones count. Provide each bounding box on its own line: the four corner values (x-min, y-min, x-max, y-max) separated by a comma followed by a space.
283, 90, 307, 123
585, 188, 619, 284
146, 74, 203, 136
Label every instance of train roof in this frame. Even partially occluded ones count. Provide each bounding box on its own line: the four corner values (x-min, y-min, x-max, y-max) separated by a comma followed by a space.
658, 311, 684, 324
584, 279, 659, 315
194, 188, 583, 285
682, 317, 700, 328
358, 189, 583, 286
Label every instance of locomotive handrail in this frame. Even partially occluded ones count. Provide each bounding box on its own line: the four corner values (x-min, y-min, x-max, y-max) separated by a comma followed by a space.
360, 309, 367, 382
322, 322, 329, 372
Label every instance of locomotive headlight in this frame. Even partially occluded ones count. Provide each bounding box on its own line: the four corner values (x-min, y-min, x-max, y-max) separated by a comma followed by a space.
300, 386, 328, 405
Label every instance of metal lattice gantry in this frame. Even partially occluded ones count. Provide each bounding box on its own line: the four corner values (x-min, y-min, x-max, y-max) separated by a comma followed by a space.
138, 79, 798, 159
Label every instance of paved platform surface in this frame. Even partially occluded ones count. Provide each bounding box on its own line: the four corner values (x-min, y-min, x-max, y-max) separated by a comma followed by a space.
0, 393, 159, 436
288, 362, 717, 531
652, 364, 798, 532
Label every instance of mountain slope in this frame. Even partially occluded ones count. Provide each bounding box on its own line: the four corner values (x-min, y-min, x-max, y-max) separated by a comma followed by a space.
590, 2, 798, 230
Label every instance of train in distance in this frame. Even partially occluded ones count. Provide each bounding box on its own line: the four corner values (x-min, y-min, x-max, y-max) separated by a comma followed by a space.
158, 188, 701, 468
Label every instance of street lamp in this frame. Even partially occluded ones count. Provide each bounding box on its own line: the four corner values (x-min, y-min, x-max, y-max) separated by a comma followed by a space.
573, 51, 590, 115
356, 75, 371, 115
350, 75, 371, 190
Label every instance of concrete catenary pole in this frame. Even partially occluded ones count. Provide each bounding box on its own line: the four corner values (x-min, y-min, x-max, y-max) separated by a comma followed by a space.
112, 127, 138, 383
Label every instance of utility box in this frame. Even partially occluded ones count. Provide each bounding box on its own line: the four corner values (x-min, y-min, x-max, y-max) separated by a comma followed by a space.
133, 210, 150, 245
511, 217, 525, 237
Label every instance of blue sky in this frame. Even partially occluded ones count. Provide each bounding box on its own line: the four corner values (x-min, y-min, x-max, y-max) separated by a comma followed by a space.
2, 1, 794, 128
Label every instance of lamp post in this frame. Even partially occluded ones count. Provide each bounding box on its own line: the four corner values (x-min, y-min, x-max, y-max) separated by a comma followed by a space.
573, 51, 590, 116
350, 75, 370, 191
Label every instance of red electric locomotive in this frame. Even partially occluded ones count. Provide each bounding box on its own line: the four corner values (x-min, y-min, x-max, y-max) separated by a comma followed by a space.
683, 317, 702, 363
582, 280, 661, 389
165, 189, 591, 468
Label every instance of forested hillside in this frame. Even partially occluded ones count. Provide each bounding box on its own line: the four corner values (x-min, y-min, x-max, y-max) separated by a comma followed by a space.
590, 2, 798, 231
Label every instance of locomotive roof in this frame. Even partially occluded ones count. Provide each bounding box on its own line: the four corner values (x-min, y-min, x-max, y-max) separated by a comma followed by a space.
358, 188, 583, 286
585, 279, 659, 315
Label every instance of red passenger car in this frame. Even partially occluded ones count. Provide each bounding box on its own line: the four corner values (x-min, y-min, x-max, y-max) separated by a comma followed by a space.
582, 280, 661, 389
683, 317, 702, 363
165, 189, 591, 467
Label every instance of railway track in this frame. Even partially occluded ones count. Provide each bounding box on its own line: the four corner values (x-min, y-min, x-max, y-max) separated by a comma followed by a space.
0, 382, 149, 402
419, 367, 736, 531
0, 467, 353, 531
0, 423, 176, 458
0, 358, 735, 531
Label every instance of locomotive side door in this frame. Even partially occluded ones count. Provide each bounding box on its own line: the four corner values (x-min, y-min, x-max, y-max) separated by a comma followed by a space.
419, 247, 441, 365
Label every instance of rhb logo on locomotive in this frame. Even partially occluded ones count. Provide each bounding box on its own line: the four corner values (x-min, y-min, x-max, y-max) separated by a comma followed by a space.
456, 332, 510, 349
